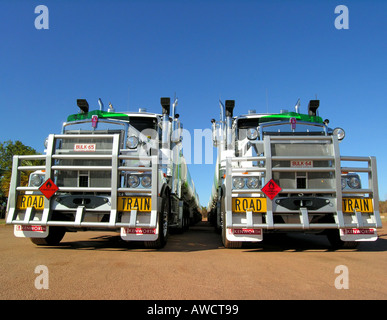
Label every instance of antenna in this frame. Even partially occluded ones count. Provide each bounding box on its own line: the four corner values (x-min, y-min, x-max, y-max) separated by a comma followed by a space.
266, 89, 269, 113
295, 98, 300, 113
172, 93, 178, 117
128, 87, 130, 110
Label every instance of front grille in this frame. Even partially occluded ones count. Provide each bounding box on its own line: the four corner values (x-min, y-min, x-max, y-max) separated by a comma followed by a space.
271, 141, 335, 192
54, 135, 120, 190
271, 141, 332, 157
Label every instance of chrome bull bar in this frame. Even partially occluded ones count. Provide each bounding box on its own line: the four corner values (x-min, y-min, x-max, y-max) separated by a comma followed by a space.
6, 133, 158, 229
225, 135, 382, 231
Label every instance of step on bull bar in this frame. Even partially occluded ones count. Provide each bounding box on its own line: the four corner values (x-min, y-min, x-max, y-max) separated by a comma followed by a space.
6, 133, 158, 230
224, 135, 382, 231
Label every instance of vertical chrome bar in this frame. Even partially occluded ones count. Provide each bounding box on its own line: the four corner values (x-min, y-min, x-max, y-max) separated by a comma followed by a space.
226, 116, 232, 150
264, 136, 274, 229
333, 136, 345, 228
299, 208, 310, 229
23, 207, 34, 224
370, 156, 382, 228
129, 209, 137, 227
150, 155, 158, 228
161, 114, 170, 150
109, 134, 120, 227
246, 210, 253, 228
41, 134, 55, 224
225, 157, 233, 228
75, 206, 85, 226
354, 209, 364, 228
6, 156, 21, 224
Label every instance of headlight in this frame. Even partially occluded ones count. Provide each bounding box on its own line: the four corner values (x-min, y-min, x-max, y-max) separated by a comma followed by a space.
127, 136, 139, 149
247, 128, 258, 140
127, 175, 140, 188
29, 173, 44, 187
341, 177, 347, 190
141, 175, 152, 188
246, 177, 259, 189
233, 177, 245, 189
333, 127, 345, 140
348, 176, 361, 189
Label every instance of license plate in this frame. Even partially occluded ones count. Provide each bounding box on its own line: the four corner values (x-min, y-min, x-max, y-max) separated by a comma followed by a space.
73, 143, 96, 152
290, 160, 313, 168
16, 195, 45, 210
342, 198, 373, 213
117, 197, 151, 212
232, 197, 267, 213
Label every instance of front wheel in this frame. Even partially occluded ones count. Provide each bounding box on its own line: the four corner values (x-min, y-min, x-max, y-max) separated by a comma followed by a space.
144, 192, 170, 249
326, 230, 359, 249
30, 227, 66, 246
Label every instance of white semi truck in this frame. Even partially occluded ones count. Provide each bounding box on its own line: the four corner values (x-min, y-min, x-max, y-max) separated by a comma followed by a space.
6, 97, 201, 248
208, 99, 382, 248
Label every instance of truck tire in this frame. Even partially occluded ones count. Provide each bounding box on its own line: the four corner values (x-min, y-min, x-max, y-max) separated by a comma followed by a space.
144, 192, 170, 249
175, 206, 189, 234
183, 212, 190, 231
221, 196, 242, 249
214, 200, 221, 234
326, 229, 359, 249
30, 227, 66, 246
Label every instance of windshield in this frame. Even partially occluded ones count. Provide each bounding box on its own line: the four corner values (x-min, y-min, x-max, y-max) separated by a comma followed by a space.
237, 118, 259, 140
129, 116, 159, 140
129, 117, 157, 132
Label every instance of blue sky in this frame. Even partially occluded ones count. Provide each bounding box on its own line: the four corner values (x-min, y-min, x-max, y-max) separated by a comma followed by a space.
1, 0, 386, 205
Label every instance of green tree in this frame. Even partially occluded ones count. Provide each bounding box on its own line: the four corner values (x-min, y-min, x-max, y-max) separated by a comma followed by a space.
200, 206, 208, 219
0, 140, 41, 204
380, 200, 387, 214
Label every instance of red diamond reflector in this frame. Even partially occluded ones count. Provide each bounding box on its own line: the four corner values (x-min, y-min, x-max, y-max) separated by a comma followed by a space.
262, 179, 282, 200
39, 178, 59, 199
91, 115, 98, 128
290, 117, 297, 130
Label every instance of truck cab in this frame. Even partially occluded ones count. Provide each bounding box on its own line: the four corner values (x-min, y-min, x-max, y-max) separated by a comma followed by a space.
7, 97, 201, 248
209, 99, 381, 248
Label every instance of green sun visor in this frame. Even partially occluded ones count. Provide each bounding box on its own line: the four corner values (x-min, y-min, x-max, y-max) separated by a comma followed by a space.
67, 110, 130, 122
259, 112, 323, 124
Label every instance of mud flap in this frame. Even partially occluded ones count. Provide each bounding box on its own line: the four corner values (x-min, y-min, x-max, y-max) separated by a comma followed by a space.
226, 210, 263, 242
226, 227, 263, 242
14, 225, 49, 238
340, 228, 378, 242
120, 210, 158, 241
